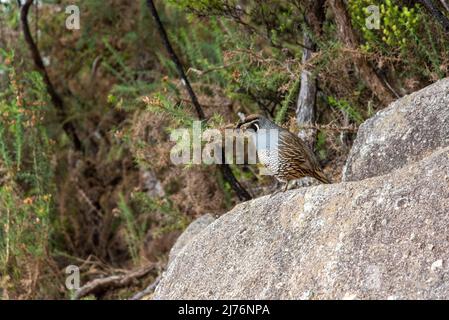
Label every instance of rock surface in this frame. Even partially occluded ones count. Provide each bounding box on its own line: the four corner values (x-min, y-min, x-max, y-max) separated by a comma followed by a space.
167, 214, 216, 264
343, 78, 449, 181
154, 79, 449, 299
155, 147, 449, 299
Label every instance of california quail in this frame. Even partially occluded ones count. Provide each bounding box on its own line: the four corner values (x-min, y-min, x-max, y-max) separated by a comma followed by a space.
237, 114, 330, 191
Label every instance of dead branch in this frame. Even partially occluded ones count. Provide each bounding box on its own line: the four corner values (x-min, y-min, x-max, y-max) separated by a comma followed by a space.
299, 122, 359, 133
186, 62, 238, 76
73, 264, 155, 300
129, 274, 161, 300
20, 0, 83, 151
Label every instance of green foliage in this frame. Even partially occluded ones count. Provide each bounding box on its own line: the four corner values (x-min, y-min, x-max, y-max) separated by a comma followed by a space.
0, 50, 56, 296
128, 192, 190, 238
0, 1, 20, 29
349, 0, 421, 51
327, 96, 364, 124
315, 131, 328, 161
349, 1, 449, 82
118, 194, 146, 264
102, 36, 161, 103
143, 94, 196, 127
168, 0, 226, 12
117, 189, 190, 264
275, 77, 300, 125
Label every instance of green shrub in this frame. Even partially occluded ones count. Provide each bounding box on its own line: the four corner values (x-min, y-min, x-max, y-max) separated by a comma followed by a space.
0, 50, 57, 298
348, 0, 421, 51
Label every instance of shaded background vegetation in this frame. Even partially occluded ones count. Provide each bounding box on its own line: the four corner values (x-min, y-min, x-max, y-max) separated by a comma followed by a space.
0, 0, 448, 299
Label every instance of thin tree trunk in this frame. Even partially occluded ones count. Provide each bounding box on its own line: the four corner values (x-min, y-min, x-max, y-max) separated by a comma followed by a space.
296, 31, 317, 148
328, 0, 395, 105
296, 0, 325, 148
20, 0, 83, 151
146, 0, 251, 201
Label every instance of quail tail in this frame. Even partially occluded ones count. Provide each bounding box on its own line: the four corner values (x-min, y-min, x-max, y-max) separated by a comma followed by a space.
313, 170, 331, 184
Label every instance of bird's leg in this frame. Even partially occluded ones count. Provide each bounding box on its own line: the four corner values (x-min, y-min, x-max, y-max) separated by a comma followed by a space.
283, 181, 289, 192
270, 189, 280, 198
273, 178, 281, 190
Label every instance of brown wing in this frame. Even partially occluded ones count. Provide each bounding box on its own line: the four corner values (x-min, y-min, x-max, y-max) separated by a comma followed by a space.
278, 130, 328, 182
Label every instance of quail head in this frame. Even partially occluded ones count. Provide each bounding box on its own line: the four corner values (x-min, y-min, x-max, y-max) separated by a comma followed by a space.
237, 114, 330, 191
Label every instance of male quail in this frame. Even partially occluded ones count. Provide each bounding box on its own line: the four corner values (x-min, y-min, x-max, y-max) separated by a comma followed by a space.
237, 114, 330, 191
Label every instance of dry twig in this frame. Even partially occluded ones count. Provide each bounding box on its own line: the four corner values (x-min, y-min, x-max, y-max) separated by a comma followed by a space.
73, 264, 155, 300
299, 122, 359, 133
129, 274, 161, 300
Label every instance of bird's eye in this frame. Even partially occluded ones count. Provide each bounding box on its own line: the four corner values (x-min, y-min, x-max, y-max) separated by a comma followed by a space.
253, 123, 259, 131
